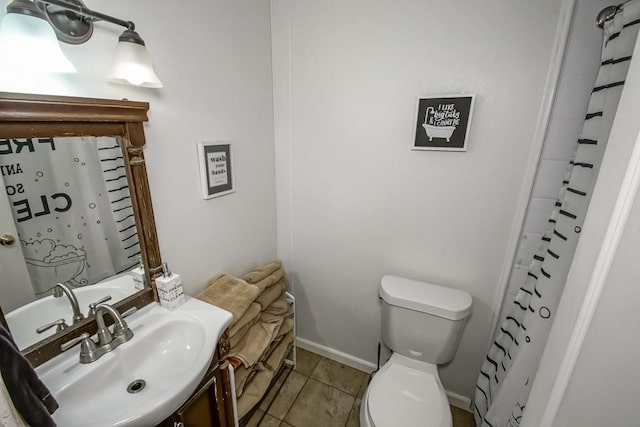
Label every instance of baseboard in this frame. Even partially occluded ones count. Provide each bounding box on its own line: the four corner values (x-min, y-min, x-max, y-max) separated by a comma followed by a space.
447, 390, 471, 411
296, 337, 377, 373
296, 337, 473, 411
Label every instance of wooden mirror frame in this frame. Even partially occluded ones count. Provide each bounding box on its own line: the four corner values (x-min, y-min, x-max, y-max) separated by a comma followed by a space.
0, 92, 162, 367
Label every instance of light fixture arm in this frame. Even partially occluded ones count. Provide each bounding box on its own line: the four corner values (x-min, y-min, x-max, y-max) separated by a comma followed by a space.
36, 0, 135, 31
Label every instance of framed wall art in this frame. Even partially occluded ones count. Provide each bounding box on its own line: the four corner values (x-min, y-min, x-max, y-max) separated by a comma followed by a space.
197, 142, 235, 199
412, 94, 475, 152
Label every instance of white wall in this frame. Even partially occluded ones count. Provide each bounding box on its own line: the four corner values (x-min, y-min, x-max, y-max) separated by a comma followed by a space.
497, 0, 612, 332
553, 175, 640, 425
0, 0, 278, 296
272, 0, 562, 398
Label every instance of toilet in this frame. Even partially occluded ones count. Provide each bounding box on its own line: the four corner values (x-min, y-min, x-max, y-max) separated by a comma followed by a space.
360, 275, 472, 427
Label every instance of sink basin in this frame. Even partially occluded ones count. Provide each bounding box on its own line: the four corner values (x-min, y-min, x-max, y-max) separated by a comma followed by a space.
36, 297, 233, 427
7, 272, 138, 349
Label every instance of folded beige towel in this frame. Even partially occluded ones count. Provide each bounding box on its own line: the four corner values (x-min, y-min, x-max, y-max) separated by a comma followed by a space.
261, 308, 291, 331
276, 316, 294, 340
234, 365, 248, 395
234, 365, 258, 397
229, 303, 261, 337
251, 268, 284, 293
230, 314, 261, 349
257, 316, 295, 366
237, 331, 294, 418
197, 274, 260, 323
262, 294, 290, 317
255, 279, 287, 310
259, 312, 292, 352
236, 370, 268, 418
266, 330, 294, 371
242, 259, 283, 284
229, 316, 285, 368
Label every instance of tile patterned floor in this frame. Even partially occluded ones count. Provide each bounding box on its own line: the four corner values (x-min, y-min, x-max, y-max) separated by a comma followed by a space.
245, 348, 476, 427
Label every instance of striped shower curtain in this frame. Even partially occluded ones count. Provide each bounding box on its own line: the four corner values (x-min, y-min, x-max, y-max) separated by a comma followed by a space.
0, 136, 140, 296
473, 3, 640, 426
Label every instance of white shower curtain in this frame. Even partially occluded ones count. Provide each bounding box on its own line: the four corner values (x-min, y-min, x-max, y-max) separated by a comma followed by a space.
0, 136, 140, 296
474, 3, 640, 426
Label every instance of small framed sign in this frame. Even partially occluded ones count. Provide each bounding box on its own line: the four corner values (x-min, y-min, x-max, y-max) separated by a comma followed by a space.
197, 142, 235, 199
412, 94, 475, 152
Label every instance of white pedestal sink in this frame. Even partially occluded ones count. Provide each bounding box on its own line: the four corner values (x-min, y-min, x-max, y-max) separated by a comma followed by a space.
36, 296, 233, 427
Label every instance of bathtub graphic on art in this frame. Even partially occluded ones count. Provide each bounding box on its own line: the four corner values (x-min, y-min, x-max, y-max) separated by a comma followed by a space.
423, 124, 456, 142
21, 239, 88, 290
422, 106, 457, 142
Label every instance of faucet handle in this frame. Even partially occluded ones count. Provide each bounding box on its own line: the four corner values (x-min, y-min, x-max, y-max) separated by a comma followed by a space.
61, 333, 95, 352
61, 333, 100, 364
88, 295, 113, 316
36, 318, 69, 334
121, 306, 137, 319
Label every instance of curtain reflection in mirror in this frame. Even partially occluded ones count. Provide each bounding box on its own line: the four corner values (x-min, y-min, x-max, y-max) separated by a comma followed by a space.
0, 136, 140, 297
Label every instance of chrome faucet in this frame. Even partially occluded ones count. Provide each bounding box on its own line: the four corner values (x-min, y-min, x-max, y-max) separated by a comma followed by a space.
53, 283, 84, 324
94, 303, 135, 350
60, 303, 137, 364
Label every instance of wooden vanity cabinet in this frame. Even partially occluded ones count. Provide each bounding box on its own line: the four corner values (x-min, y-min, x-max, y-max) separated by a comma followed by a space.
159, 346, 235, 427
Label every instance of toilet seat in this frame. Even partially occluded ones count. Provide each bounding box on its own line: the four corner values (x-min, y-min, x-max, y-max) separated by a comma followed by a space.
364, 355, 451, 427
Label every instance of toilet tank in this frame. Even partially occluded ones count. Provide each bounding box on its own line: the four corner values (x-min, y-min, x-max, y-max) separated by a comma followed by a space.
380, 275, 472, 365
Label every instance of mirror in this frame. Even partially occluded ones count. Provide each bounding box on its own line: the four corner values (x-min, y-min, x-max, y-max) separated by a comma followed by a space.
0, 92, 162, 367
0, 135, 143, 349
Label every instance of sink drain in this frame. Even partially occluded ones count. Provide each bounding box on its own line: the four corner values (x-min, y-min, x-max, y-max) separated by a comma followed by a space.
127, 379, 146, 394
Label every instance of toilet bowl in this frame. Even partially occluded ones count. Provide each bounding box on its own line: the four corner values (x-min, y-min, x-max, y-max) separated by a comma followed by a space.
360, 275, 472, 427
360, 353, 451, 427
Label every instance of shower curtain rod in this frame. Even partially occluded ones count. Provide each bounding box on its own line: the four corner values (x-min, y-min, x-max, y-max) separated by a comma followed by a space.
596, 2, 628, 28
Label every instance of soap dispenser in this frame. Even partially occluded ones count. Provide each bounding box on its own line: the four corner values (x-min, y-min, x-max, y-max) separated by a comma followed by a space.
156, 262, 185, 310
130, 259, 145, 290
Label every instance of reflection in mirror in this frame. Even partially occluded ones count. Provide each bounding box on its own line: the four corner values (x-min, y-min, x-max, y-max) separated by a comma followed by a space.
0, 136, 142, 349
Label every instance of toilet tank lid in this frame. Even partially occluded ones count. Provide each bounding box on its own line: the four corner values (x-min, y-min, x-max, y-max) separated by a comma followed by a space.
380, 275, 472, 320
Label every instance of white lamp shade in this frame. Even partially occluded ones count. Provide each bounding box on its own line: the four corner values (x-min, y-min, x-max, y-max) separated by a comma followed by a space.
0, 12, 76, 73
108, 41, 162, 88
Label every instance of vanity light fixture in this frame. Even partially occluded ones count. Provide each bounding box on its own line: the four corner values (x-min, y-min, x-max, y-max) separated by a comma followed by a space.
0, 0, 76, 73
0, 0, 163, 88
